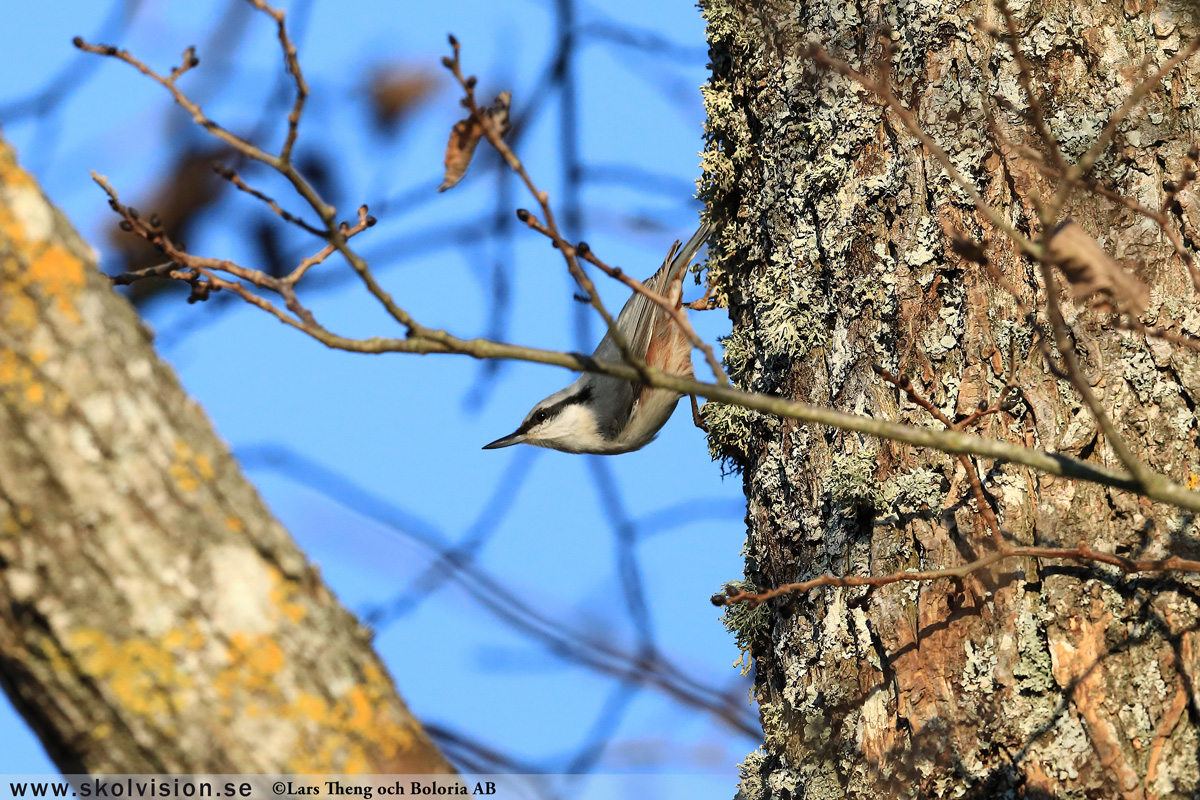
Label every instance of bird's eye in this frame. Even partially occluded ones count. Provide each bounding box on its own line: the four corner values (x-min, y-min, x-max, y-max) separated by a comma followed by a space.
532, 410, 548, 425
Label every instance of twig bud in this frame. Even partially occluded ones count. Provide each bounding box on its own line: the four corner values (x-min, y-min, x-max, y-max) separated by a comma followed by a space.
709, 594, 726, 607
447, 33, 458, 48
118, 220, 134, 232
127, 207, 139, 220
441, 55, 454, 69
365, 215, 377, 227
1189, 145, 1199, 161
898, 375, 911, 389
149, 213, 162, 228
575, 241, 590, 257
516, 208, 530, 222
187, 281, 212, 304
465, 76, 477, 89
71, 36, 84, 48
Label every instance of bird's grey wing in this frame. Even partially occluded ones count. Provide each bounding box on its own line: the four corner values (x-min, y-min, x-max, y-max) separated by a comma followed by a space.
591, 221, 712, 365
585, 222, 711, 438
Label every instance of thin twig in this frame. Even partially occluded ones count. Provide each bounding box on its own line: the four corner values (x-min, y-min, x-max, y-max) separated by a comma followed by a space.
805, 44, 1043, 263
245, 0, 309, 164
716, 544, 1200, 608
994, 0, 1068, 175
441, 40, 647, 377
212, 163, 325, 236
873, 366, 1002, 538
1040, 261, 1157, 489
517, 211, 729, 385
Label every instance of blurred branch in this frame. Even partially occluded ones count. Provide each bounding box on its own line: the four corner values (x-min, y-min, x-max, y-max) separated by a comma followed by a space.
235, 443, 761, 739
578, 19, 707, 64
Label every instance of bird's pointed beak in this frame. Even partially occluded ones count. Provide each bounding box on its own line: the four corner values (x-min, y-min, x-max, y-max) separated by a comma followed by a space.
482, 430, 526, 450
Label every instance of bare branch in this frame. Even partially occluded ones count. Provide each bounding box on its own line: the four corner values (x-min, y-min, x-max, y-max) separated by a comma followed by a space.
440, 41, 651, 379
716, 544, 1200, 609
244, 0, 309, 163
212, 163, 325, 236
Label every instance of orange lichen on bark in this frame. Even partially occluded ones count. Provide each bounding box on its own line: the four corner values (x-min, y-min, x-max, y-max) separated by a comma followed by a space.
217, 632, 287, 698
26, 244, 85, 323
0, 144, 87, 330
0, 347, 48, 412
69, 628, 196, 718
0, 143, 37, 190
269, 577, 308, 624
169, 440, 218, 492
284, 663, 420, 774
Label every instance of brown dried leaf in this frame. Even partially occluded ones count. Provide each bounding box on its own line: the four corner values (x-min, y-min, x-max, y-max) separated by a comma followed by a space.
1045, 218, 1149, 316
369, 68, 437, 132
438, 91, 512, 193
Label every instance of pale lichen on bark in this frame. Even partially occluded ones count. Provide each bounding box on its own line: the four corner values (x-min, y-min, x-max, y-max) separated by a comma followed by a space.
701, 0, 1200, 797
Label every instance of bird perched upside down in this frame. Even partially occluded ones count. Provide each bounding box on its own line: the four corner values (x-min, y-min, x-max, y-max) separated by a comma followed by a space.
484, 223, 712, 454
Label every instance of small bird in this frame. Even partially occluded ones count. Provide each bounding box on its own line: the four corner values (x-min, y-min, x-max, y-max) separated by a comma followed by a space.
484, 223, 712, 454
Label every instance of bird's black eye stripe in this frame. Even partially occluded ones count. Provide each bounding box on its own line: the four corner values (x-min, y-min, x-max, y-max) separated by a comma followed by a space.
523, 386, 594, 432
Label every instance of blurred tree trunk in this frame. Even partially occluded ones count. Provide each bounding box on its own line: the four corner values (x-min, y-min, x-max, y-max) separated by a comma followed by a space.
0, 137, 452, 774
702, 1, 1200, 798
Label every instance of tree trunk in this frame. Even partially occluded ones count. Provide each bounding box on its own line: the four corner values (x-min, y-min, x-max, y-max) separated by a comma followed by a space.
702, 1, 1200, 797
0, 137, 452, 774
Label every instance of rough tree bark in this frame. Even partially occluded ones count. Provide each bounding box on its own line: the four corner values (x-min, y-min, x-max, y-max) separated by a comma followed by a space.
702, 1, 1200, 798
0, 137, 453, 774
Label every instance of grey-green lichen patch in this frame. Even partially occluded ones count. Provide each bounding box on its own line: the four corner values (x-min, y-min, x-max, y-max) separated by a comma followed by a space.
884, 466, 947, 515
720, 580, 771, 676
704, 401, 771, 468
1121, 335, 1175, 405
1033, 706, 1091, 786
752, 260, 830, 365
734, 747, 771, 800
1012, 597, 1056, 694
1151, 712, 1199, 798
989, 316, 1034, 365
961, 636, 997, 694
884, 0, 953, 85
760, 700, 789, 754
827, 446, 887, 512
736, 739, 808, 800
720, 325, 758, 385
924, 266, 968, 361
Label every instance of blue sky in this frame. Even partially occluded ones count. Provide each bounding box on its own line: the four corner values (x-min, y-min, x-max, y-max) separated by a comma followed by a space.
0, 0, 755, 791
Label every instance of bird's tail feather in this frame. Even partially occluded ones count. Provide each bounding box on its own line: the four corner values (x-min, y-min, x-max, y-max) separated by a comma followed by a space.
668, 221, 713, 283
